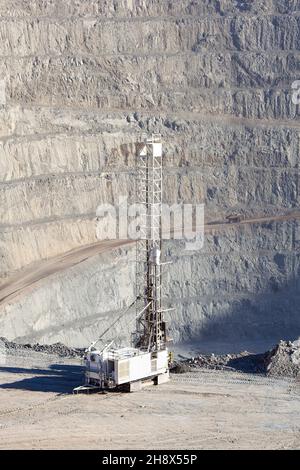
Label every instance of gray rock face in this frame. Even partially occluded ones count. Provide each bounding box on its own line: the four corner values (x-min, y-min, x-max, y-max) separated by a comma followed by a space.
0, 0, 300, 347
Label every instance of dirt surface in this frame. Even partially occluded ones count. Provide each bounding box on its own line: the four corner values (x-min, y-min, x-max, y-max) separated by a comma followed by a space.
0, 348, 299, 450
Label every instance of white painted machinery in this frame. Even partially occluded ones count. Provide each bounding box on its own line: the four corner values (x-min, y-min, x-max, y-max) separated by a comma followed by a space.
75, 135, 171, 393
84, 344, 169, 391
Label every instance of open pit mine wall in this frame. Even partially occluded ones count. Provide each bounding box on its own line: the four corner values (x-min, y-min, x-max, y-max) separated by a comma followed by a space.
1, 221, 300, 347
0, 0, 300, 346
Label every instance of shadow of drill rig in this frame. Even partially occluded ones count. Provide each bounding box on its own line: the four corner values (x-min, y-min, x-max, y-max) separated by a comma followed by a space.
0, 363, 84, 393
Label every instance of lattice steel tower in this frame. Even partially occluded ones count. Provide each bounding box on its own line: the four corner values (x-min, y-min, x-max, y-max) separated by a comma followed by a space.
133, 134, 167, 352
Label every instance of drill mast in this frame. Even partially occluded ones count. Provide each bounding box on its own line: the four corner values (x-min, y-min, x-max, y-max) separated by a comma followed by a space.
134, 134, 166, 352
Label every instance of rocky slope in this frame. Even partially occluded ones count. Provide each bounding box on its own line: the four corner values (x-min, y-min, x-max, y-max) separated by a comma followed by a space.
0, 0, 300, 347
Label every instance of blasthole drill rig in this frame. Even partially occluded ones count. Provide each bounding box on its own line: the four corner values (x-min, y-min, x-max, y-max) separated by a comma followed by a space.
77, 135, 171, 392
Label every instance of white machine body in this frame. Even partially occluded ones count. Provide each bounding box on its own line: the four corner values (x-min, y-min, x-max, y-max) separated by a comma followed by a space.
85, 346, 169, 389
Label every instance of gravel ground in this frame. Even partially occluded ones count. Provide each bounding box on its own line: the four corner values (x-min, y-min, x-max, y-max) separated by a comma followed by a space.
0, 337, 83, 358
0, 348, 299, 450
0, 338, 299, 449
172, 339, 300, 378
2, 336, 300, 378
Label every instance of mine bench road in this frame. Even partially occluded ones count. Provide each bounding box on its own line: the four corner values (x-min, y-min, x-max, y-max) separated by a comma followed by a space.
1, 210, 300, 308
